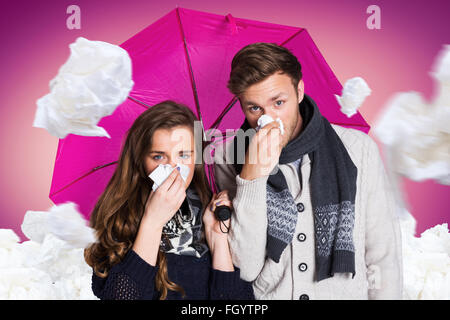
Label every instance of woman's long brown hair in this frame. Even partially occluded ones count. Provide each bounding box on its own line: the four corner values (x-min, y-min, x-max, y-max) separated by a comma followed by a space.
84, 100, 212, 299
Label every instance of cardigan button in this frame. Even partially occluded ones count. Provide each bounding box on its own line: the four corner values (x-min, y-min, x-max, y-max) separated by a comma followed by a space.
297, 202, 305, 212
298, 263, 308, 272
297, 233, 306, 242
299, 294, 309, 300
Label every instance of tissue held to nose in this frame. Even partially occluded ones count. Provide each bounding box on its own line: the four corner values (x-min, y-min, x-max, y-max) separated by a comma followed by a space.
148, 164, 190, 191
256, 114, 285, 135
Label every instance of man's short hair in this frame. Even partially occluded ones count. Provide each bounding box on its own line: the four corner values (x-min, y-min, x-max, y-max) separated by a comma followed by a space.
227, 42, 302, 97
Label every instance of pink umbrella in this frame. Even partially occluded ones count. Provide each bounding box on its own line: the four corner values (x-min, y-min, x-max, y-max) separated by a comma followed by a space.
49, 7, 370, 219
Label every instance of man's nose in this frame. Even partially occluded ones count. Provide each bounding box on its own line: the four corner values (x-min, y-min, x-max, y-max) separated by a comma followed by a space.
263, 107, 278, 119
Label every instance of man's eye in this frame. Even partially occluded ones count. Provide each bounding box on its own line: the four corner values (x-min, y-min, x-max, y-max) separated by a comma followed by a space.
250, 106, 261, 112
275, 100, 284, 106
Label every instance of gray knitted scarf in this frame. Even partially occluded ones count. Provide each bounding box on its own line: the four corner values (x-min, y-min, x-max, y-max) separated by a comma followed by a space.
231, 94, 357, 281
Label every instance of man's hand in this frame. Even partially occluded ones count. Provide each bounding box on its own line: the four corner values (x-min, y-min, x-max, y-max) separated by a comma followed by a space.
240, 121, 283, 181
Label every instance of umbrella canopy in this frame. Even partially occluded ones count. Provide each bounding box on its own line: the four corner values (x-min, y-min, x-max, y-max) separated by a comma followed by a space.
49, 7, 370, 219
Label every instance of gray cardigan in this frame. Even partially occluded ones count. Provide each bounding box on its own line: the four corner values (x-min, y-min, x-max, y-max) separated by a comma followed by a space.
213, 123, 403, 300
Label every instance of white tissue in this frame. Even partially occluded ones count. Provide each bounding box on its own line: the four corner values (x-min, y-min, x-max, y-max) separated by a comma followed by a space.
21, 202, 96, 249
430, 44, 450, 86
335, 77, 372, 117
0, 229, 20, 250
399, 209, 450, 300
0, 198, 448, 299
33, 37, 134, 139
256, 114, 285, 135
0, 202, 99, 299
148, 163, 190, 191
373, 45, 450, 185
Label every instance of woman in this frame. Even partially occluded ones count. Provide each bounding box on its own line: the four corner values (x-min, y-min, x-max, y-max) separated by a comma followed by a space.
84, 100, 254, 300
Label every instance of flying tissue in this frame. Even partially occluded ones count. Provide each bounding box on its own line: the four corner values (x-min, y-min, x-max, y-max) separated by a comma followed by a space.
33, 37, 134, 139
370, 44, 450, 299
21, 202, 96, 248
335, 77, 372, 117
373, 45, 450, 185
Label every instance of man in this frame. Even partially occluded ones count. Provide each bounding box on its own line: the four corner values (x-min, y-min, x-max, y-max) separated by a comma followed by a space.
213, 42, 403, 300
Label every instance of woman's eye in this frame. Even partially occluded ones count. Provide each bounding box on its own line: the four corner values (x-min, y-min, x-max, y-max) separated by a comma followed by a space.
250, 106, 261, 112
275, 100, 284, 106
153, 155, 163, 160
180, 154, 191, 159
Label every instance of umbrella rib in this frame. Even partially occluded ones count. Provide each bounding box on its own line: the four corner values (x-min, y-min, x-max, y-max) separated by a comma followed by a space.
330, 121, 370, 128
209, 96, 239, 130
127, 95, 153, 109
49, 161, 118, 197
280, 28, 304, 46
176, 8, 206, 139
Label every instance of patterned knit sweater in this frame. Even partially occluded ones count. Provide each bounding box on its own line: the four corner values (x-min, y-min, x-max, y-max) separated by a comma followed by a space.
91, 249, 255, 300
213, 124, 403, 300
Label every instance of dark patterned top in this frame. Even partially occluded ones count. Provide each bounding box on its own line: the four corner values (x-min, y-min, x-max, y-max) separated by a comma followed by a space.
91, 248, 255, 300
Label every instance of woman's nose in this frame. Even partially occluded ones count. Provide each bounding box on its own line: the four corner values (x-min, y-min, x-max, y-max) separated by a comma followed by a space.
167, 158, 177, 167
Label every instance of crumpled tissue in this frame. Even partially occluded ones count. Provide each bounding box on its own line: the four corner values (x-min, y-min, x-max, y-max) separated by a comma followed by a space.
1, 202, 448, 298
21, 202, 96, 248
0, 202, 98, 299
33, 37, 134, 139
256, 114, 285, 135
335, 77, 372, 117
149, 163, 190, 191
399, 209, 450, 300
373, 45, 450, 185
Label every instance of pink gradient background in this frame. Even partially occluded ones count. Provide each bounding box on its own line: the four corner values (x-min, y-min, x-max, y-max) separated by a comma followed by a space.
0, 0, 448, 241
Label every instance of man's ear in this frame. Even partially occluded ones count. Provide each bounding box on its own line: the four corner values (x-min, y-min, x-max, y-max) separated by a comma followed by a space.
297, 79, 305, 103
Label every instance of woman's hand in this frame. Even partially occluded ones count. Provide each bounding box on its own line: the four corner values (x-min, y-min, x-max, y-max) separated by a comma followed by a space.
203, 191, 232, 238
203, 190, 234, 271
143, 168, 187, 229
132, 168, 186, 266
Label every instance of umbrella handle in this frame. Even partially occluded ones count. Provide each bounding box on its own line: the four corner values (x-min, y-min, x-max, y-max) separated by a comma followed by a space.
226, 14, 238, 35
